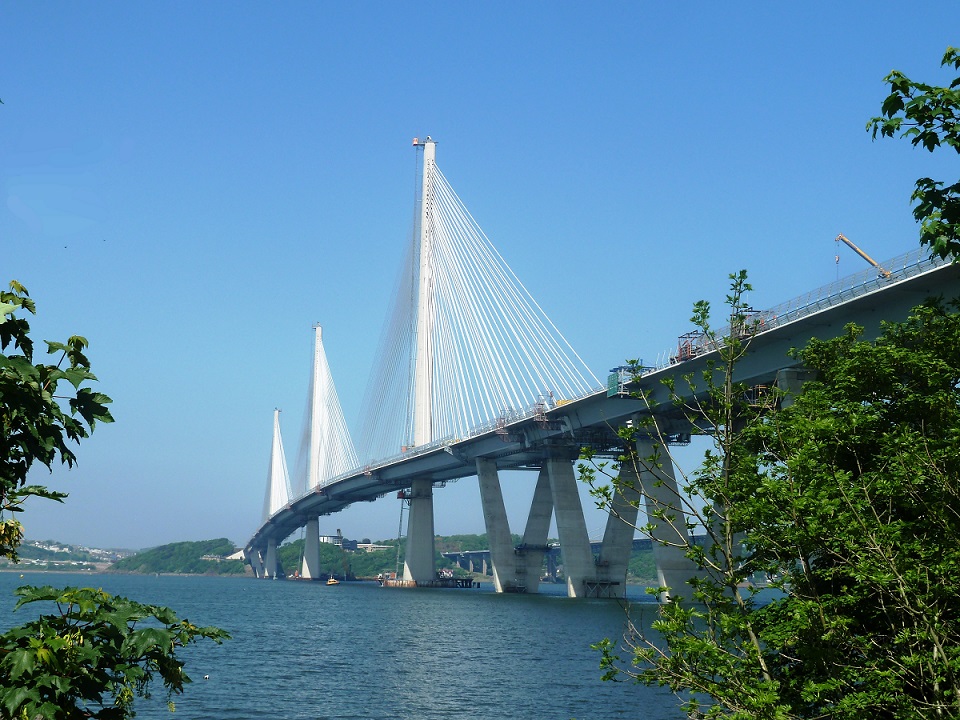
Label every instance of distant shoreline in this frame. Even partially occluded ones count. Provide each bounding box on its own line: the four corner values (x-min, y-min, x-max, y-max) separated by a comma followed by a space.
0, 567, 249, 577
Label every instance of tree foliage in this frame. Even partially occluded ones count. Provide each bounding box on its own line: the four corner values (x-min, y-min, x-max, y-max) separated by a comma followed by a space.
584, 271, 786, 718
0, 281, 113, 560
0, 586, 227, 720
583, 274, 960, 719
869, 46, 960, 259
0, 281, 228, 719
741, 302, 960, 718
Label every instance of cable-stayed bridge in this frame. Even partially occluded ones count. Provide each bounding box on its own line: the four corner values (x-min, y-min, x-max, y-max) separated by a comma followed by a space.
245, 136, 960, 598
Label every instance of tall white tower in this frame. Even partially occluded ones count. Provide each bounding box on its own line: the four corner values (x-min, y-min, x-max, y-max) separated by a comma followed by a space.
405, 136, 438, 583
413, 136, 437, 447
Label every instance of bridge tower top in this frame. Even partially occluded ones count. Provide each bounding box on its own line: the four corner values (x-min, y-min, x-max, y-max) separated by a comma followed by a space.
413, 136, 437, 447
262, 408, 291, 521
301, 323, 358, 493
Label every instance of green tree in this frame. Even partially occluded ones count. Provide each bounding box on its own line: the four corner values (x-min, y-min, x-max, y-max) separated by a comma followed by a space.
584, 271, 788, 719
869, 46, 960, 259
742, 302, 960, 718
0, 281, 112, 559
584, 279, 960, 718
0, 281, 228, 719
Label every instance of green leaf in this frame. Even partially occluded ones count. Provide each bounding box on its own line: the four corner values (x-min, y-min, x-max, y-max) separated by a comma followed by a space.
4, 648, 36, 679
123, 627, 173, 658
1, 686, 41, 717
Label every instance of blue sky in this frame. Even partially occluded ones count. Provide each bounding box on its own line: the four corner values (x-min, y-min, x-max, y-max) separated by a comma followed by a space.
3, 3, 958, 549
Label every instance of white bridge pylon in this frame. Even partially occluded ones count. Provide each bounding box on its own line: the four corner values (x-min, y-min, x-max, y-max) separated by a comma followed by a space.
356, 137, 613, 594
356, 136, 601, 465
296, 325, 359, 580
254, 325, 359, 580
258, 408, 292, 579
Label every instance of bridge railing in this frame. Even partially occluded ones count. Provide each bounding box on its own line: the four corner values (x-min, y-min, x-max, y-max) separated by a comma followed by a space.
752, 247, 946, 334
648, 248, 949, 373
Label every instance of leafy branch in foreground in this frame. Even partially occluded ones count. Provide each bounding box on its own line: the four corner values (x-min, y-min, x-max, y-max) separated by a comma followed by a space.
1, 280, 229, 718
0, 281, 113, 560
0, 586, 229, 720
582, 270, 788, 718
868, 46, 960, 259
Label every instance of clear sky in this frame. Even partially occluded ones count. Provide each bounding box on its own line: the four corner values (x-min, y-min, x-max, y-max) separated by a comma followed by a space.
2, 3, 958, 550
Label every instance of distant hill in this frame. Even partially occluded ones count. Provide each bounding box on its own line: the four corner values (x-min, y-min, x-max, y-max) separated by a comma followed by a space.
109, 539, 246, 575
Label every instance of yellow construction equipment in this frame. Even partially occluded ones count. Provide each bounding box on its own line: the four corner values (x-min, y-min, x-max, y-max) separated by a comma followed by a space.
836, 233, 891, 278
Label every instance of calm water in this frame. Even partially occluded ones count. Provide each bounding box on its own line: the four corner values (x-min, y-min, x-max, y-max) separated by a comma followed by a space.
0, 573, 683, 720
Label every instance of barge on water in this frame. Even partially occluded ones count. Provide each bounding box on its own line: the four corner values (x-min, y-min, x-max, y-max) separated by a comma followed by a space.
378, 571, 478, 589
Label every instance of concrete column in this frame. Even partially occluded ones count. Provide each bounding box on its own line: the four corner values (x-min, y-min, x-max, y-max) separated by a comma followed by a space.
301, 517, 320, 579
264, 539, 278, 580
545, 456, 595, 598
413, 138, 437, 449
248, 549, 265, 578
403, 477, 436, 583
596, 460, 642, 597
477, 458, 520, 592
635, 437, 700, 601
518, 465, 554, 594
775, 367, 813, 408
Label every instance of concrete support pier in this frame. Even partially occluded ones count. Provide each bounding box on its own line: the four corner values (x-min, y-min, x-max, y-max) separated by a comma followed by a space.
477, 458, 522, 592
301, 516, 320, 579
595, 460, 642, 597
264, 539, 279, 579
403, 477, 436, 583
546, 456, 596, 598
775, 367, 813, 408
635, 437, 700, 601
517, 465, 554, 594
248, 549, 265, 578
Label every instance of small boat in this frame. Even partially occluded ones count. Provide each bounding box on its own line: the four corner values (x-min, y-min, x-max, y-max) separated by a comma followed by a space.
326, 577, 340, 586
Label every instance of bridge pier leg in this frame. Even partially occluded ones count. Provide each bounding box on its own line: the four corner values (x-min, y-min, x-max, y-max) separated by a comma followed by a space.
596, 460, 642, 598
403, 477, 436, 583
264, 539, 279, 580
635, 437, 701, 602
302, 517, 320, 579
247, 549, 265, 578
546, 455, 596, 598
477, 458, 522, 592
775, 367, 813, 408
517, 465, 554, 594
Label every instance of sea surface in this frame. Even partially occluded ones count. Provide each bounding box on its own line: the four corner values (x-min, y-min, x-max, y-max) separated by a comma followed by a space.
0, 572, 684, 720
